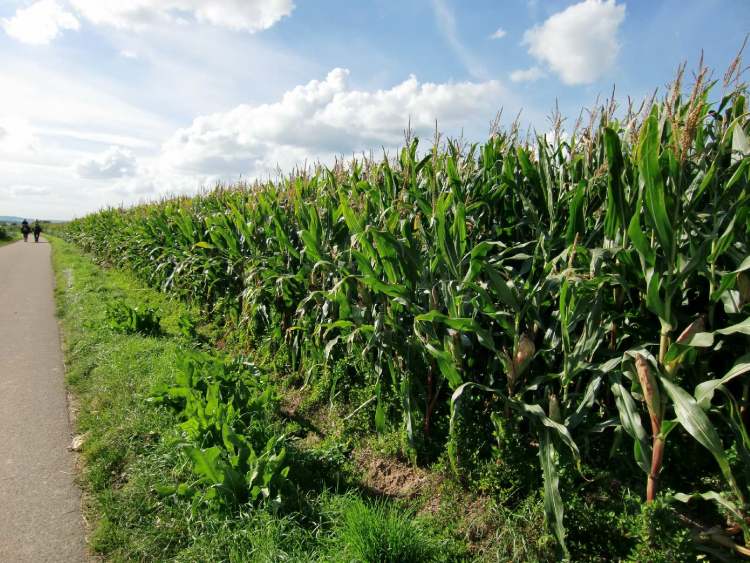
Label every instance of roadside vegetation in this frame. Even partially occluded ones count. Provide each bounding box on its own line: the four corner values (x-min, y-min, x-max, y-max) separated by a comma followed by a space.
0, 224, 21, 246
58, 59, 749, 561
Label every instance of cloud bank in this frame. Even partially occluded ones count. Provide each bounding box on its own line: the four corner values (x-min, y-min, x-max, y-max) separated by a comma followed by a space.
76, 146, 138, 179
159, 68, 509, 178
69, 0, 295, 32
2, 0, 295, 44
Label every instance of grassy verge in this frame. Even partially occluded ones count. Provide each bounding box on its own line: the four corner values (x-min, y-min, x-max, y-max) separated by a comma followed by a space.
51, 237, 475, 562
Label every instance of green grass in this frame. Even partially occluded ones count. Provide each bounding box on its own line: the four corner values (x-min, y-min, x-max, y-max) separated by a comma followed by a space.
322, 496, 456, 563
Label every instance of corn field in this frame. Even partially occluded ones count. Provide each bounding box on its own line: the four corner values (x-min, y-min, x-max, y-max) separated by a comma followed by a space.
64, 67, 750, 556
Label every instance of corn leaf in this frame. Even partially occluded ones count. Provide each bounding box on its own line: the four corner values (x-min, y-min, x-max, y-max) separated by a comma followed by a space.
611, 382, 652, 475
638, 107, 674, 262
540, 428, 569, 558
659, 376, 742, 502
695, 354, 750, 408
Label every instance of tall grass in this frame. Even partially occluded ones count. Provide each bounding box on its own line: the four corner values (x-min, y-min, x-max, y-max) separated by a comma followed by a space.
325, 497, 445, 563
64, 62, 750, 556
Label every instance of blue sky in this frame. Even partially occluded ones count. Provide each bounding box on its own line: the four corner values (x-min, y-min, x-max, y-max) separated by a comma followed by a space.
0, 0, 748, 219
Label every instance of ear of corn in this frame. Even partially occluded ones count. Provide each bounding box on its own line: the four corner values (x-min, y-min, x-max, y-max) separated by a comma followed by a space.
63, 65, 750, 554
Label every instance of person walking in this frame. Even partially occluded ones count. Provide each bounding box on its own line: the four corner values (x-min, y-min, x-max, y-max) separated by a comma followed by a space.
20, 220, 30, 242
33, 221, 42, 243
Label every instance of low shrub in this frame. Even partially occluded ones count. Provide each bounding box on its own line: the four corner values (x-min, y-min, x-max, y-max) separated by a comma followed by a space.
105, 301, 161, 336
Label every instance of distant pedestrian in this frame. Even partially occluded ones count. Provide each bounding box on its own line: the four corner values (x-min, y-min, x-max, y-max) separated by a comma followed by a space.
20, 220, 30, 242
33, 221, 42, 243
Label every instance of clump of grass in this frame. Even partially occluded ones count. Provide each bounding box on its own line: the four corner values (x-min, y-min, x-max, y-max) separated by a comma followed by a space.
473, 494, 556, 563
324, 497, 446, 563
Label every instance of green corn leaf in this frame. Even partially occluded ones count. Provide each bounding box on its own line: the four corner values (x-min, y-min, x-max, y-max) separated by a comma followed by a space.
566, 181, 586, 245
425, 343, 463, 389
695, 354, 750, 408
659, 376, 742, 502
611, 382, 651, 475
638, 107, 674, 263
559, 277, 572, 354
450, 382, 577, 555
540, 428, 569, 558
731, 120, 749, 165
435, 193, 458, 277
463, 241, 505, 284
708, 216, 737, 263
520, 402, 581, 462
484, 264, 520, 312
716, 316, 750, 336
450, 382, 580, 461
644, 267, 666, 321
453, 201, 467, 259
358, 275, 408, 299
299, 230, 323, 263
679, 316, 750, 348
733, 255, 750, 273
628, 211, 655, 267
339, 195, 365, 234
727, 158, 748, 190
416, 310, 479, 332
603, 127, 627, 240
690, 161, 716, 205
400, 372, 417, 463
565, 375, 602, 429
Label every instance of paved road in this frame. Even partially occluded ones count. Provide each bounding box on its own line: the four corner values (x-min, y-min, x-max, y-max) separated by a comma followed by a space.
0, 239, 86, 562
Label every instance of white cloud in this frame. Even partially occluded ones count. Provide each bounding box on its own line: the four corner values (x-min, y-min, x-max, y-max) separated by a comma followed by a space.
490, 27, 507, 39
75, 146, 138, 179
2, 185, 52, 198
0, 59, 174, 146
159, 68, 510, 178
2, 0, 79, 45
510, 66, 545, 83
0, 117, 38, 155
69, 0, 295, 32
522, 0, 625, 85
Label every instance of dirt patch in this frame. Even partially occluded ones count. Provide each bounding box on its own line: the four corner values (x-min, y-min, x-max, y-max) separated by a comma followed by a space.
355, 448, 437, 498
279, 387, 305, 418
418, 492, 443, 516
461, 496, 494, 545
296, 431, 323, 449
279, 387, 341, 443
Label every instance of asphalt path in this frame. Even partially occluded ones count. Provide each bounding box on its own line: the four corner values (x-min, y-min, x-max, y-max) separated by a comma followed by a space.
0, 238, 86, 562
